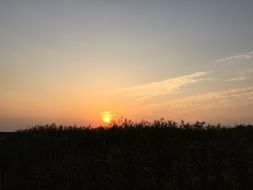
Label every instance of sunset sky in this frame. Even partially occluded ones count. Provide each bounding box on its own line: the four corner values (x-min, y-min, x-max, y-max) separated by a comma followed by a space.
1, 0, 253, 131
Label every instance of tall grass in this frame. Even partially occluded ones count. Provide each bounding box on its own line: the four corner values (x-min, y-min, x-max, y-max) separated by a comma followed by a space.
1, 119, 253, 190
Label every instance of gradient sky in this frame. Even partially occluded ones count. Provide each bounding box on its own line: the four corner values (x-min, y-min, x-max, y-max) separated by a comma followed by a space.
1, 0, 253, 131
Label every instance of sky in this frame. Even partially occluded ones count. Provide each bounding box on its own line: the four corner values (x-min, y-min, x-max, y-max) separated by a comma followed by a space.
1, 0, 253, 131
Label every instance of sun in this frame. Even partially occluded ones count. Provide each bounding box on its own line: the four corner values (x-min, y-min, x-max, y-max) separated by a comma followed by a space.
100, 111, 113, 124
102, 115, 111, 123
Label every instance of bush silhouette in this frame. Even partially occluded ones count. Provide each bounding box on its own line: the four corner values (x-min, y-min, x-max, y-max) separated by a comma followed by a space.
1, 120, 253, 190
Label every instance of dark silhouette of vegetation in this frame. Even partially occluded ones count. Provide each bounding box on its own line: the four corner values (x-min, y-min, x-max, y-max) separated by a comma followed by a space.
1, 119, 253, 190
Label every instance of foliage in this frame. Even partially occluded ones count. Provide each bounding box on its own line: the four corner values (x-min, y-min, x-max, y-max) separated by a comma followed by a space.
1, 120, 253, 190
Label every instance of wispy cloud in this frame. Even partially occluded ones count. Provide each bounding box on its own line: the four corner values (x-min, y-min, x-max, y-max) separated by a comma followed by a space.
175, 87, 253, 105
147, 87, 253, 108
244, 68, 253, 73
226, 76, 248, 82
116, 72, 208, 100
214, 51, 253, 63
136, 87, 253, 124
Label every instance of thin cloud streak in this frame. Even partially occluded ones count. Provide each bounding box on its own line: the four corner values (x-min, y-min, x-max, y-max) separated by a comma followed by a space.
214, 51, 253, 63
244, 68, 253, 73
116, 72, 208, 100
145, 87, 253, 108
175, 87, 253, 105
226, 77, 248, 82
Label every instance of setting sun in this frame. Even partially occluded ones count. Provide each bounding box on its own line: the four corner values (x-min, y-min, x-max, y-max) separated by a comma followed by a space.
101, 111, 113, 124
